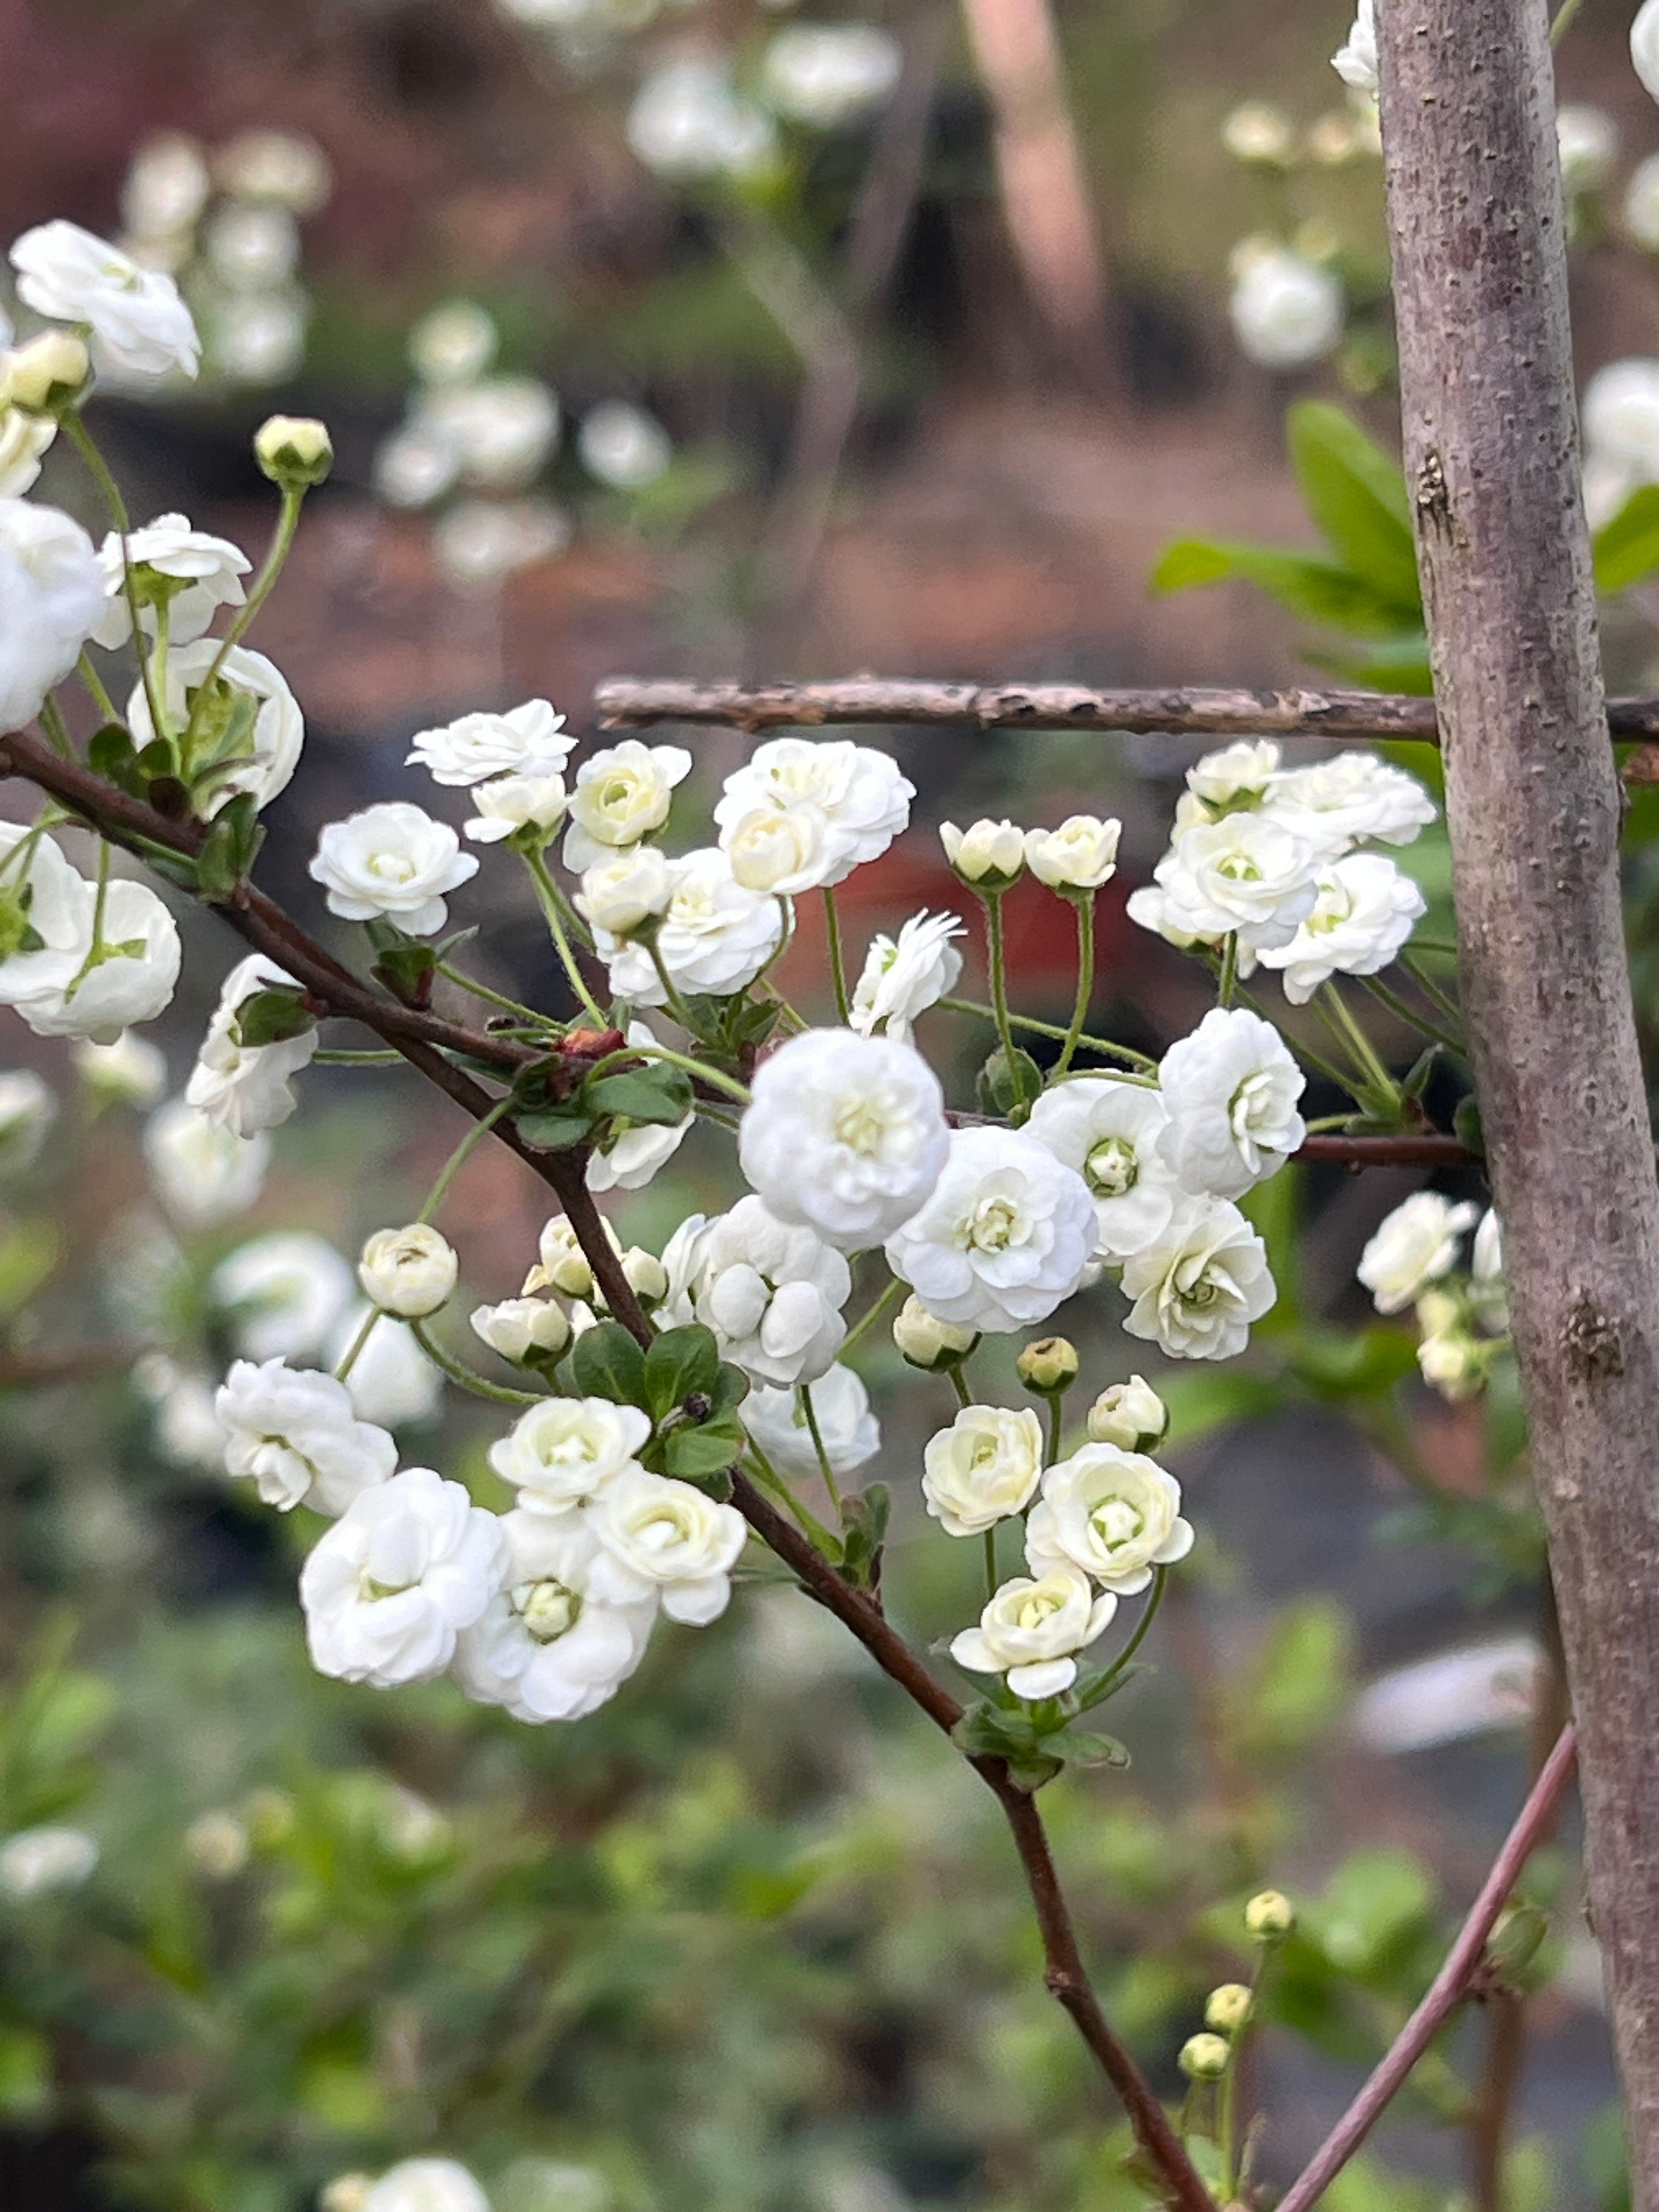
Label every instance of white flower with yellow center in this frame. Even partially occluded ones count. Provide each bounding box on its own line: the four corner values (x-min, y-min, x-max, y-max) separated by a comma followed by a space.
922, 1404, 1044, 1538
1258, 853, 1425, 1003
1157, 1007, 1306, 1199
453, 1509, 658, 1722
715, 737, 912, 884
1025, 1443, 1194, 1594
597, 848, 784, 1004
1120, 1194, 1276, 1361
487, 1396, 652, 1514
309, 802, 478, 936
1025, 1076, 1180, 1261
586, 1465, 748, 1625
950, 1567, 1118, 1701
563, 740, 692, 871
884, 1125, 1097, 1334
1133, 814, 1319, 957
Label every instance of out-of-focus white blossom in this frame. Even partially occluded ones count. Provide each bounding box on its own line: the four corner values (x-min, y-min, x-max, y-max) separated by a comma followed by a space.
416, 377, 560, 492
885, 1126, 1098, 1334
301, 1468, 506, 1686
215, 131, 333, 215
1556, 104, 1618, 194
627, 60, 778, 181
409, 301, 499, 387
1637, 0, 1659, 104
144, 1099, 269, 1226
1627, 154, 1659, 249
1331, 0, 1377, 95
121, 133, 212, 240
1222, 101, 1295, 165
216, 1356, 397, 1515
1470, 1207, 1508, 1332
850, 910, 965, 1042
1357, 1191, 1477, 1313
0, 1068, 54, 1173
0, 1825, 99, 1899
1229, 242, 1342, 369
310, 803, 478, 935
0, 405, 54, 498
432, 498, 571, 587
741, 1363, 880, 1481
73, 1030, 167, 1108
10, 219, 200, 381
211, 1232, 356, 1362
578, 399, 673, 488
760, 22, 902, 127
0, 498, 106, 732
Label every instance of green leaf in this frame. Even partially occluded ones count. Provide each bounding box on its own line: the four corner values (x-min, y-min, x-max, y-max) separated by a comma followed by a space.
134, 737, 176, 783
1593, 484, 1659, 594
976, 1045, 1042, 1120
87, 723, 142, 793
512, 1107, 594, 1152
0, 1219, 59, 1322
1311, 1847, 1435, 1977
643, 1324, 722, 1419
233, 986, 314, 1048
1152, 539, 1419, 636
371, 936, 436, 1008
661, 1419, 744, 1481
1286, 400, 1421, 607
585, 1065, 695, 1128
1453, 1092, 1485, 1156
708, 1361, 751, 1416
1052, 1727, 1131, 1769
1290, 1324, 1419, 1399
570, 1321, 648, 1408
1303, 635, 1435, 693
1232, 1596, 1353, 1760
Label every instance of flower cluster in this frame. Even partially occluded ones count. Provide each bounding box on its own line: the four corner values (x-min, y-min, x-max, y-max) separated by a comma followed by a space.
1358, 1194, 1508, 1401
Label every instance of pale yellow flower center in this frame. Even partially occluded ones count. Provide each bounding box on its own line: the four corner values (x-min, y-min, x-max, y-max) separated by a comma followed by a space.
516, 1578, 580, 1641
1086, 1135, 1137, 1197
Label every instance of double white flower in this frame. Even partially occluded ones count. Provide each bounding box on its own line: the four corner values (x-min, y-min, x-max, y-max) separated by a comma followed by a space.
487, 1396, 652, 1513
1257, 853, 1426, 1003
1025, 1444, 1194, 1593
10, 218, 200, 381
661, 1195, 849, 1387
1025, 1077, 1181, 1262
186, 953, 317, 1136
1357, 1191, 1478, 1313
565, 740, 692, 871
89, 513, 249, 648
584, 1465, 748, 1625
453, 1508, 657, 1723
715, 737, 913, 887
922, 1404, 1044, 1537
950, 1567, 1118, 1701
849, 910, 964, 1043
0, 498, 106, 733
884, 1125, 1097, 1334
1129, 812, 1318, 959
1120, 1194, 1276, 1361
217, 1357, 397, 1515
597, 848, 783, 1004
310, 802, 479, 936
1156, 1007, 1306, 1200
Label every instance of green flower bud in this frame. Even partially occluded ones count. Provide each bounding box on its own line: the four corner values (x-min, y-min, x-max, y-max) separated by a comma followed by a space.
1204, 1982, 1254, 2035
1017, 1335, 1080, 1394
1178, 2032, 1232, 2080
1245, 1889, 1296, 1941
254, 413, 332, 488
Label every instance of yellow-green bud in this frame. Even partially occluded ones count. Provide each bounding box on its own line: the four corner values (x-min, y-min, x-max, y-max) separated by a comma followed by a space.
320, 2177, 373, 2212
3, 330, 91, 414
1017, 1335, 1080, 1394
241, 1786, 296, 1847
1178, 2032, 1232, 2080
254, 413, 332, 488
1204, 1982, 1254, 2035
1244, 1889, 1296, 1941
620, 1245, 669, 1306
1087, 1375, 1168, 1451
893, 1294, 978, 1372
940, 817, 1025, 890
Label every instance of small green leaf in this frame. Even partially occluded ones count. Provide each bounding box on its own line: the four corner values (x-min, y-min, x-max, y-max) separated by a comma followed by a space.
661, 1419, 744, 1480
233, 987, 314, 1048
1594, 484, 1659, 594
1052, 1727, 1131, 1769
372, 937, 436, 1008
1453, 1093, 1485, 1156
570, 1321, 648, 1408
135, 737, 176, 782
1286, 400, 1421, 606
643, 1324, 722, 1419
88, 723, 140, 791
513, 1107, 594, 1152
976, 1045, 1042, 1120
585, 1065, 695, 1128
1152, 539, 1418, 636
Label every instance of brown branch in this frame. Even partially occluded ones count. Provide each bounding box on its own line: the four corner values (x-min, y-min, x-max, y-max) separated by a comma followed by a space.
593, 675, 1659, 743
1276, 1725, 1578, 2212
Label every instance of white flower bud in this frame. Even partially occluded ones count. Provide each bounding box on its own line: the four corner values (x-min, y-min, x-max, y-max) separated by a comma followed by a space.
1017, 1336, 1080, 1393
1179, 2033, 1232, 2080
620, 1245, 669, 1305
940, 817, 1025, 887
1086, 1376, 1169, 1453
2, 330, 91, 414
892, 1293, 977, 1370
470, 1296, 571, 1365
1245, 1888, 1295, 1939
254, 413, 332, 487
357, 1224, 459, 1317
1638, 0, 1659, 106
1221, 100, 1295, 165
1205, 1983, 1253, 2034
575, 845, 675, 936
184, 1810, 250, 1880
1023, 815, 1120, 892
525, 1214, 618, 1300
321, 2180, 373, 2212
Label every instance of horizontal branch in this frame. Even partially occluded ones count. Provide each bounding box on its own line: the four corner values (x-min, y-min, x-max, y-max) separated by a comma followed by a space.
594, 675, 1659, 744
1276, 1724, 1578, 2212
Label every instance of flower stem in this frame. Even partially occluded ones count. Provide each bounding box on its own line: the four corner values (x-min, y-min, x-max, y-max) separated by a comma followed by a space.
410, 1319, 546, 1405
1549, 0, 1589, 43
523, 848, 607, 1026
1217, 931, 1239, 1009
799, 1383, 843, 1517
63, 409, 167, 749
435, 960, 551, 1029
334, 1308, 382, 1383
77, 652, 117, 724
983, 1526, 1000, 1603
1046, 1392, 1065, 1467
642, 936, 706, 1037
1321, 981, 1401, 1104
37, 697, 75, 761
1084, 1566, 1169, 1706
417, 1092, 515, 1224
948, 1363, 973, 1409
1357, 971, 1464, 1057
983, 890, 1035, 1111
180, 485, 303, 758
314, 1048, 405, 1065
938, 996, 1156, 1073
822, 884, 850, 1022
1402, 950, 1464, 1025
840, 1273, 902, 1357
1054, 895, 1097, 1077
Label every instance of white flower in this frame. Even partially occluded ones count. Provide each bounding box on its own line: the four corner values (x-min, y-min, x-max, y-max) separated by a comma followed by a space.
585, 1465, 748, 1625
310, 803, 478, 936
328, 1310, 443, 1428
1223, 101, 1295, 164
211, 1232, 356, 1361
1258, 853, 1425, 1002
0, 826, 95, 1011
0, 330, 86, 416
405, 698, 573, 786
1229, 245, 1342, 369
1156, 1008, 1306, 1199
599, 848, 784, 1004
891, 1294, 978, 1369
1357, 1191, 1477, 1313
739, 1028, 950, 1250
564, 741, 692, 871
149, 1365, 229, 1469
432, 498, 571, 587
14, 879, 180, 1043
578, 400, 672, 489
1627, 154, 1659, 249
1584, 357, 1659, 475
715, 738, 913, 886
922, 1403, 1044, 1537
1025, 1444, 1193, 1593
1265, 753, 1437, 857
121, 131, 211, 239
126, 641, 304, 816
741, 1363, 880, 1482
884, 1126, 1098, 1334
216, 1356, 397, 1514
0, 1825, 98, 1899
10, 219, 200, 380
0, 498, 106, 731
940, 817, 1024, 884
1557, 104, 1618, 194
850, 910, 964, 1042
575, 847, 675, 936
1470, 1207, 1507, 1331
1331, 0, 1377, 94
300, 1468, 506, 1688
412, 377, 560, 493
1188, 738, 1283, 811
1087, 1376, 1169, 1452
409, 300, 498, 386
362, 2160, 490, 2212
218, 128, 333, 211
72, 1030, 167, 1107
0, 1069, 54, 1173
760, 22, 901, 126
1025, 1077, 1181, 1261
185, 952, 317, 1135
1120, 1194, 1276, 1361
462, 772, 567, 844
586, 1021, 692, 1193
487, 1395, 652, 1513
626, 60, 777, 180
0, 406, 54, 498
721, 800, 839, 895
661, 1194, 849, 1387
358, 1224, 458, 1318
453, 1509, 657, 1722
1134, 813, 1319, 956
1024, 816, 1121, 892
526, 1214, 611, 1300
1415, 1314, 1485, 1401
144, 1098, 269, 1226
89, 514, 249, 649
950, 1567, 1117, 1701
470, 1296, 571, 1365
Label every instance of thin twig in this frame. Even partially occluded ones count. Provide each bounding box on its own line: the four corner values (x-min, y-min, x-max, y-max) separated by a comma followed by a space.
595, 676, 1659, 744
1274, 1726, 1578, 2212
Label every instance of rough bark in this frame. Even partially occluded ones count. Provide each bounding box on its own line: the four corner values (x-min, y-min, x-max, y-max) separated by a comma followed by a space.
1377, 1, 1659, 2195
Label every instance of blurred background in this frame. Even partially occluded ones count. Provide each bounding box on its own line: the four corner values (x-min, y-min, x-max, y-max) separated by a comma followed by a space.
0, 0, 1655, 2206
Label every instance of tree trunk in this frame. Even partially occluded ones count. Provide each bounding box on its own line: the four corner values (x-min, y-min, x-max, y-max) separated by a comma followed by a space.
1376, 1, 1659, 2197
